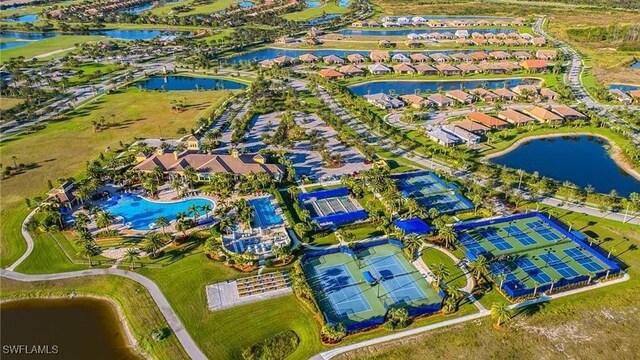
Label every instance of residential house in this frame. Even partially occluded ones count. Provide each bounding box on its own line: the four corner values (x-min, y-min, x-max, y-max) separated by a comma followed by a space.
400, 94, 429, 108
393, 63, 416, 74
258, 59, 275, 68
446, 90, 474, 104
47, 181, 78, 208
436, 63, 462, 76
521, 59, 548, 72
512, 84, 539, 98
550, 105, 587, 120
455, 29, 470, 39
442, 124, 481, 145
378, 40, 394, 48
368, 63, 392, 75
457, 62, 482, 74
405, 40, 422, 48
364, 93, 405, 109
536, 49, 557, 60
524, 106, 564, 123
489, 50, 510, 60
531, 37, 547, 46
391, 53, 411, 63
497, 109, 536, 126
609, 89, 633, 105
370, 50, 390, 63
453, 119, 491, 134
428, 128, 462, 147
273, 56, 295, 66
338, 65, 365, 76
540, 88, 561, 101
428, 93, 454, 107
631, 90, 640, 102
467, 112, 509, 129
410, 53, 430, 63
347, 53, 366, 64
512, 51, 532, 60
414, 63, 439, 75
323, 55, 345, 65
450, 52, 473, 62
469, 51, 489, 61
478, 61, 507, 74
318, 68, 345, 79
298, 53, 319, 63
492, 88, 518, 101
469, 87, 498, 102
430, 52, 450, 63
496, 61, 522, 72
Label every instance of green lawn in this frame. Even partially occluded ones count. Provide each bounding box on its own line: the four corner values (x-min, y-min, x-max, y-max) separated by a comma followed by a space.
420, 246, 467, 290
1, 275, 190, 360
1, 35, 106, 63
282, 1, 349, 21
0, 97, 24, 110
138, 253, 325, 359
65, 63, 126, 85
149, 0, 233, 16
0, 88, 233, 267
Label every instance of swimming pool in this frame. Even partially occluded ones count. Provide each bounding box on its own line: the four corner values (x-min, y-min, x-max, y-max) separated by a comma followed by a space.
249, 197, 283, 228
101, 194, 214, 231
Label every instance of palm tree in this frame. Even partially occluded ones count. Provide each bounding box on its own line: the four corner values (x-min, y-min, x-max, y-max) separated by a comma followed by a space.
124, 248, 139, 270
155, 216, 169, 235
287, 185, 301, 200
201, 203, 213, 219
189, 204, 201, 221
74, 212, 90, 231
491, 302, 511, 328
431, 263, 450, 284
175, 220, 188, 237
96, 210, 115, 232
143, 232, 166, 258
402, 234, 423, 260
170, 179, 183, 197
438, 226, 458, 249
76, 241, 95, 267
468, 255, 490, 283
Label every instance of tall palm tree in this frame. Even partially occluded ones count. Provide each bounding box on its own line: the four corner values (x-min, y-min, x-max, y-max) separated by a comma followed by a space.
124, 248, 139, 270
200, 204, 212, 219
491, 302, 511, 328
96, 210, 115, 232
155, 216, 169, 235
468, 255, 490, 283
438, 226, 458, 249
431, 263, 450, 284
143, 232, 166, 258
189, 204, 201, 221
402, 234, 423, 260
77, 242, 95, 267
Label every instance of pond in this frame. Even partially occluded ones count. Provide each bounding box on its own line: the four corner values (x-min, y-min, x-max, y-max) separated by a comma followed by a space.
100, 193, 215, 230
338, 0, 351, 7
137, 75, 247, 91
0, 31, 58, 40
488, 135, 640, 196
87, 29, 178, 40
123, 3, 155, 14
631, 61, 640, 70
348, 78, 536, 96
305, 0, 321, 8
0, 41, 29, 50
339, 28, 510, 37
2, 14, 39, 22
238, 0, 254, 8
306, 13, 341, 26
609, 83, 639, 92
1, 298, 143, 360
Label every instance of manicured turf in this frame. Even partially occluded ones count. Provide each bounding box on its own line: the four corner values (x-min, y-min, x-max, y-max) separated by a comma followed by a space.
1, 275, 190, 360
420, 246, 467, 290
282, 2, 349, 21
1, 35, 106, 63
0, 88, 233, 267
0, 97, 24, 111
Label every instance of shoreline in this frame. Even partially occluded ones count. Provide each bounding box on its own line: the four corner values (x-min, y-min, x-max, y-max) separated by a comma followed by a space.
1, 294, 149, 360
483, 132, 640, 183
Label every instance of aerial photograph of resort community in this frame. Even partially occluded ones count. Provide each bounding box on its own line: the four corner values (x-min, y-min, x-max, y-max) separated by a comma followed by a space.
1, 0, 640, 359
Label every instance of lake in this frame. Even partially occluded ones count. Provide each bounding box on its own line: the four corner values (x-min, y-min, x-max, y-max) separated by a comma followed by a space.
306, 13, 341, 26
0, 31, 58, 40
137, 75, 247, 91
348, 78, 535, 95
609, 83, 639, 92
339, 28, 510, 37
305, 0, 321, 8
0, 41, 29, 50
2, 14, 39, 23
123, 3, 155, 14
631, 61, 640, 70
489, 135, 640, 196
1, 298, 143, 360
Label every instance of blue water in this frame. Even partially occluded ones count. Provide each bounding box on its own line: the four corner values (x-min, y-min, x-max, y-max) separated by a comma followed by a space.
609, 83, 639, 92
3, 14, 39, 23
87, 29, 177, 40
306, 13, 341, 26
102, 194, 215, 230
489, 135, 640, 196
338, 0, 351, 7
137, 76, 247, 91
249, 197, 283, 228
123, 3, 154, 14
0, 41, 29, 50
340, 28, 507, 37
0, 31, 58, 40
238, 0, 254, 8
631, 61, 640, 70
349, 79, 532, 96
306, 0, 321, 8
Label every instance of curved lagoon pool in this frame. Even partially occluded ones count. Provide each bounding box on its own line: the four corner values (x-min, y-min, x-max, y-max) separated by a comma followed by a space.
349, 78, 535, 96
489, 135, 640, 196
102, 194, 215, 230
137, 75, 247, 90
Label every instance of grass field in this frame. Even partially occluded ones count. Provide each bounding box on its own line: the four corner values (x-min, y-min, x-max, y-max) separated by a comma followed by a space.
0, 275, 190, 360
337, 204, 640, 360
282, 1, 350, 21
0, 88, 233, 268
0, 97, 24, 110
148, 0, 233, 16
1, 35, 106, 63
420, 246, 467, 289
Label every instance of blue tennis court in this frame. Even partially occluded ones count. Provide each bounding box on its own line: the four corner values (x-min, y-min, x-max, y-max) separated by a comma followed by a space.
504, 225, 538, 246
478, 229, 513, 251
312, 264, 371, 317
539, 253, 580, 278
491, 262, 525, 290
459, 233, 488, 258
517, 258, 552, 284
563, 248, 604, 273
525, 221, 561, 241
366, 255, 427, 306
